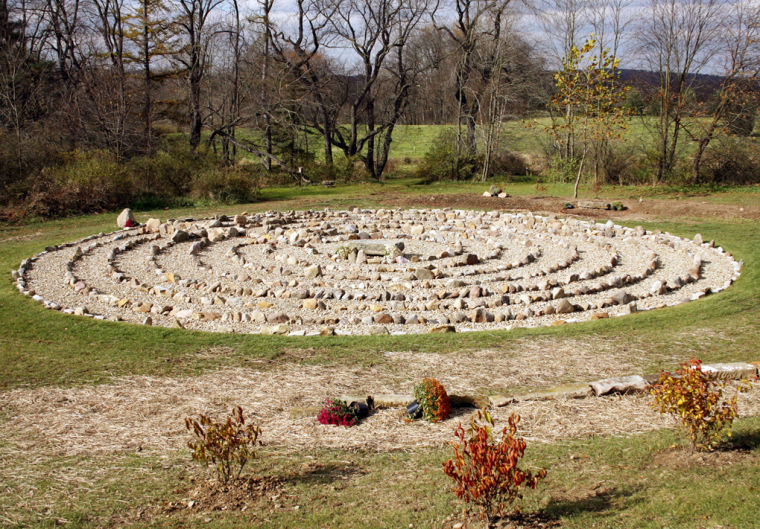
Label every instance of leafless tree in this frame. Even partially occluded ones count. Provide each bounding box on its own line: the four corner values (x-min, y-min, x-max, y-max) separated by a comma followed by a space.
637, 0, 719, 184
323, 0, 433, 177
435, 0, 513, 157
175, 0, 224, 150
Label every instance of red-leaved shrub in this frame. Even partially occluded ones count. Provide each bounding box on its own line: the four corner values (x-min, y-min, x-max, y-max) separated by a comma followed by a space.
443, 410, 546, 524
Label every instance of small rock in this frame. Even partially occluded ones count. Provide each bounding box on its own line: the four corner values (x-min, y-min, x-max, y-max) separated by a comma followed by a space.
172, 230, 190, 243
374, 313, 394, 324
555, 299, 575, 314
261, 324, 289, 335
429, 325, 455, 333
145, 218, 161, 233
304, 264, 322, 279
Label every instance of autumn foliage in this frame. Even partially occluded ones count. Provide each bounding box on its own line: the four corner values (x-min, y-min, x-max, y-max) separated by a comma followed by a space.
185, 406, 262, 484
650, 358, 749, 451
414, 378, 451, 422
443, 410, 546, 523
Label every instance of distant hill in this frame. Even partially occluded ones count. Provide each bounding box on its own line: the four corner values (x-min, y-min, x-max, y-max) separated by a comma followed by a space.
617, 69, 726, 100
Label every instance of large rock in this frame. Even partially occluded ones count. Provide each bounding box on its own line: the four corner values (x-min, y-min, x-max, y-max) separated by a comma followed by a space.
145, 218, 161, 233
590, 375, 649, 396
261, 324, 289, 335
347, 241, 404, 257
117, 208, 136, 228
555, 299, 575, 314
172, 230, 190, 243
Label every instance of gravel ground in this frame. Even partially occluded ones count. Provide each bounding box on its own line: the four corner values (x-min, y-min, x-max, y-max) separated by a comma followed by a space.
16, 208, 741, 335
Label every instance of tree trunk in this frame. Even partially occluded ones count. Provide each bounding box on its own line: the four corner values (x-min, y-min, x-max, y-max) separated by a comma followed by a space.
142, 0, 152, 152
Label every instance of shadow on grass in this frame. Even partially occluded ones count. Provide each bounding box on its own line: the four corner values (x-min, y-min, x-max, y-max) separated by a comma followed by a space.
283, 461, 367, 486
541, 485, 643, 520
725, 428, 760, 451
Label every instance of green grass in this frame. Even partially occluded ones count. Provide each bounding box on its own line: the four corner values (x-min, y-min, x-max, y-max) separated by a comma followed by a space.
2, 184, 760, 528
1, 185, 759, 390
3, 416, 760, 528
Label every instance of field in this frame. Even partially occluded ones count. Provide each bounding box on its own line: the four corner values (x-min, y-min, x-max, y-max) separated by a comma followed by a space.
229, 117, 752, 170
2, 180, 760, 528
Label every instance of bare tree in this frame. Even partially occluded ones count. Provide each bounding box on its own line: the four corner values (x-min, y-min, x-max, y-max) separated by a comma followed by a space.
637, 0, 719, 184
324, 0, 433, 177
435, 0, 512, 157
269, 0, 338, 165
176, 0, 224, 150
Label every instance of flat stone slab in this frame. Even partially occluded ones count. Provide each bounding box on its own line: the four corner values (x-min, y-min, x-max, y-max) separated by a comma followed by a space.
490, 383, 593, 407
345, 241, 404, 256
577, 200, 611, 210
590, 375, 649, 396
449, 393, 490, 409
342, 394, 412, 408
700, 362, 758, 380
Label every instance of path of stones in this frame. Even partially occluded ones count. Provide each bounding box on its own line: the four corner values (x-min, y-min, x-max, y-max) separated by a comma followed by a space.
16, 208, 741, 335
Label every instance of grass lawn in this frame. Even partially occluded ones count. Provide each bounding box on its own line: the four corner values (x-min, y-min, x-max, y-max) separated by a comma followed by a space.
1, 181, 760, 528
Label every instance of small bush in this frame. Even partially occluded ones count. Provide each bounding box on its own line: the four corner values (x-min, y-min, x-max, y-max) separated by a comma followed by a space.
413, 378, 451, 423
700, 136, 760, 185
415, 130, 479, 181
190, 165, 260, 204
650, 358, 749, 451
486, 150, 527, 178
317, 398, 360, 427
443, 410, 546, 524
185, 406, 262, 483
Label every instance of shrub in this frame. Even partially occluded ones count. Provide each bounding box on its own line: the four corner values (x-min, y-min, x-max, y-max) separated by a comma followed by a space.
185, 406, 262, 483
413, 378, 451, 423
415, 130, 479, 181
650, 358, 749, 451
443, 410, 546, 525
699, 136, 760, 185
317, 398, 360, 427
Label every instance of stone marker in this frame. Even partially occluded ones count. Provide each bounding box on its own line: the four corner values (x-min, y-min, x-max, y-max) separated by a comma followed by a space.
590, 375, 649, 396
117, 208, 136, 228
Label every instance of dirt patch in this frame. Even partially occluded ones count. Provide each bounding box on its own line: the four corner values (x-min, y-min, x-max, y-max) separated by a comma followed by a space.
163, 476, 281, 513
3, 361, 760, 455
380, 193, 760, 221
442, 511, 561, 529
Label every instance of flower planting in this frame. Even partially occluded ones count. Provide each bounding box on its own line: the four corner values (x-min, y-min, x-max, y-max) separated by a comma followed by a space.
443, 410, 546, 525
317, 398, 361, 427
412, 377, 451, 422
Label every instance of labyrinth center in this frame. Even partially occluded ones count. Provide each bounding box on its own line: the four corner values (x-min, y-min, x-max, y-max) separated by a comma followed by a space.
15, 208, 741, 335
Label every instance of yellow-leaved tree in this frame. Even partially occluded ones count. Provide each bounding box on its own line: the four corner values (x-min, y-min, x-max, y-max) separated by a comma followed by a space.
549, 35, 629, 198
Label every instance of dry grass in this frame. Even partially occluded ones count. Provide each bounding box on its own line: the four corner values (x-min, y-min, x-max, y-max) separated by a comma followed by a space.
2, 353, 759, 456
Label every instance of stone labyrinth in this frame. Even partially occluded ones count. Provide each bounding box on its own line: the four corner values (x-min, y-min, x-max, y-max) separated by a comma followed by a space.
15, 208, 741, 336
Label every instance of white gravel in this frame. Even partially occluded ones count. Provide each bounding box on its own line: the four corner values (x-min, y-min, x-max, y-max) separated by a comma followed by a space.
16, 208, 741, 335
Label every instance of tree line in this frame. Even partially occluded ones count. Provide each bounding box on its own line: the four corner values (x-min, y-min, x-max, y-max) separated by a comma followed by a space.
1, 0, 759, 216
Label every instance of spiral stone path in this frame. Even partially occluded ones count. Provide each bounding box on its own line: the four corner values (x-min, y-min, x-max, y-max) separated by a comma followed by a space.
13, 208, 741, 335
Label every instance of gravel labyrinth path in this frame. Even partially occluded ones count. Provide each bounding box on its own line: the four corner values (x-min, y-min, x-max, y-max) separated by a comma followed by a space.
14, 208, 741, 335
